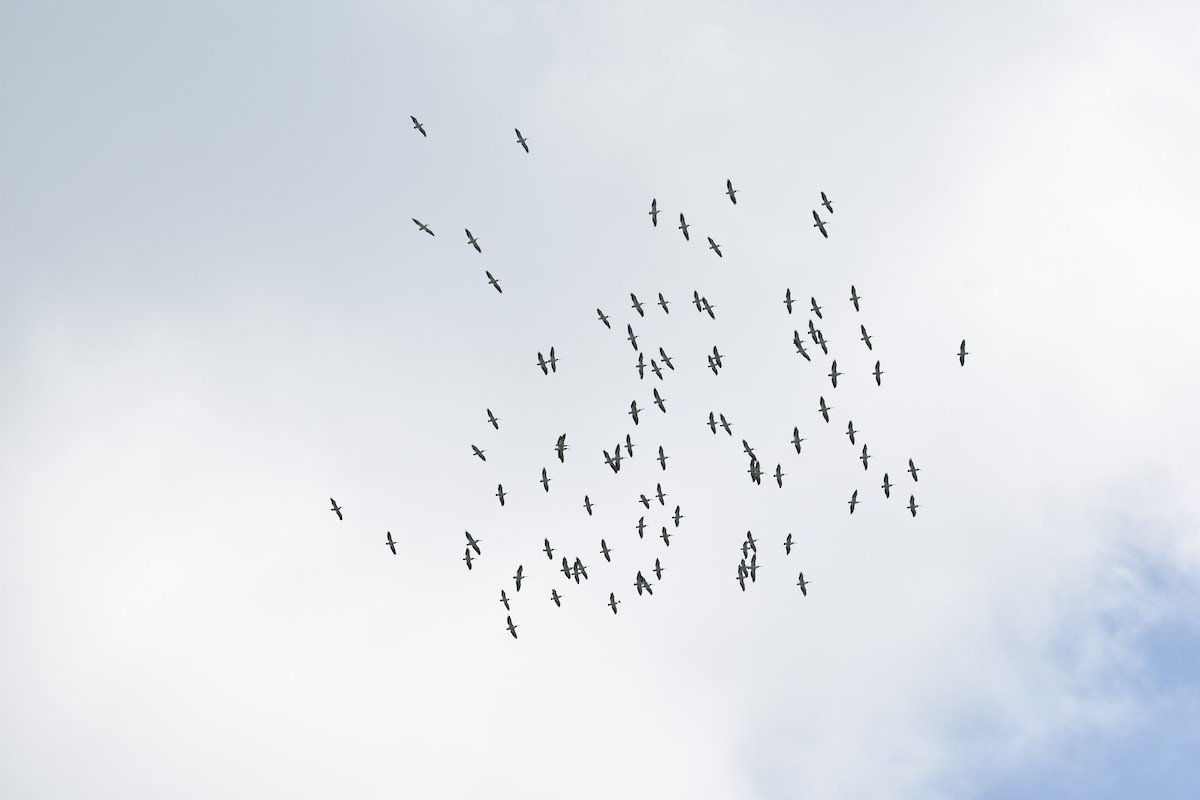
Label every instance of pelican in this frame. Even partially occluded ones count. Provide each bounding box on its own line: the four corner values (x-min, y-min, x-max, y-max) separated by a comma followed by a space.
612, 446, 622, 472
860, 325, 873, 350
811, 297, 823, 319
573, 557, 589, 581
496, 484, 506, 506
708, 237, 723, 257
848, 489, 858, 514
657, 445, 668, 471
726, 179, 738, 204
635, 571, 653, 596
536, 352, 549, 375
330, 498, 343, 520
678, 213, 690, 240
513, 565, 524, 591
654, 558, 664, 581
639, 494, 651, 509
597, 308, 611, 329
701, 297, 716, 319
784, 533, 794, 555
821, 191, 834, 214
908, 458, 920, 481
819, 396, 833, 423
561, 557, 572, 579
627, 324, 639, 351
515, 128, 529, 153
602, 449, 616, 472
486, 408, 500, 429
847, 421, 857, 445
385, 531, 397, 555
656, 483, 667, 505
742, 439, 756, 460
540, 467, 551, 492
608, 593, 621, 614
745, 531, 758, 553
712, 346, 724, 369
793, 331, 811, 361
465, 531, 482, 555
792, 427, 806, 454
544, 538, 554, 559
500, 589, 511, 610
707, 355, 719, 375
660, 527, 671, 546
625, 434, 635, 458
411, 115, 426, 136
748, 459, 762, 484
784, 288, 794, 314
636, 351, 646, 380
658, 292, 670, 313
659, 347, 674, 370
637, 516, 646, 539
600, 539, 613, 562
472, 444, 487, 461
465, 228, 482, 252
775, 464, 785, 488
850, 285, 861, 311
412, 218, 434, 236
808, 319, 819, 344
629, 400, 641, 425
874, 360, 884, 386
551, 589, 562, 607
583, 495, 593, 515
909, 495, 919, 517
959, 339, 969, 366
650, 359, 663, 380
796, 572, 811, 596
812, 210, 829, 238
816, 329, 829, 355
749, 553, 759, 582
719, 413, 733, 436
485, 270, 502, 293
649, 198, 659, 227
463, 548, 474, 570
673, 504, 683, 527
556, 433, 568, 463
737, 571, 747, 592
653, 387, 667, 413
631, 293, 645, 317
829, 360, 841, 388
506, 615, 518, 639
692, 290, 704, 312
860, 444, 870, 470
881, 473, 891, 498
708, 412, 718, 434
548, 346, 558, 373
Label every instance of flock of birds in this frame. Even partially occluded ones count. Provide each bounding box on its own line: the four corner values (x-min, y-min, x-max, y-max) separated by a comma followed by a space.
330, 116, 970, 639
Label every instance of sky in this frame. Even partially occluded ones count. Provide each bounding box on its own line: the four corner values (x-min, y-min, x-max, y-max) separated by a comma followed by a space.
2, 1, 1199, 797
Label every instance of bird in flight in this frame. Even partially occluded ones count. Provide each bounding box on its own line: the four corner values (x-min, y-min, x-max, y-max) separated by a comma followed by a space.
506, 615, 518, 639
708, 412, 718, 435
561, 557, 573, 579
495, 484, 506, 506
653, 387, 667, 413
850, 285, 861, 311
829, 360, 842, 388
659, 347, 674, 370
656, 483, 667, 505
959, 339, 970, 366
608, 593, 621, 614
660, 527, 671, 547
500, 589, 511, 611
707, 354, 720, 375
513, 565, 525, 591
536, 352, 549, 375
486, 409, 500, 429
908, 495, 920, 517
692, 291, 704, 312
629, 400, 642, 425
412, 218, 434, 236
548, 347, 558, 373
649, 198, 659, 227
678, 213, 690, 240
471, 444, 487, 461
636, 516, 646, 539
639, 493, 651, 509
719, 413, 733, 436
784, 533, 794, 555
543, 538, 554, 559
821, 191, 834, 214
792, 427, 806, 454
793, 331, 811, 361
819, 396, 833, 423
411, 115, 426, 136
711, 346, 725, 369
657, 445, 668, 471
701, 297, 717, 319
330, 498, 343, 520
465, 228, 482, 252
812, 210, 829, 238
881, 473, 891, 498
847, 421, 857, 445
873, 360, 884, 386
816, 329, 829, 355
908, 458, 920, 481
726, 179, 738, 204
551, 589, 562, 607
631, 293, 645, 317
583, 495, 593, 515
600, 539, 613, 562
624, 434, 635, 459
774, 464, 785, 488
515, 128, 529, 153
485, 271, 502, 293
465, 531, 482, 555
811, 297, 823, 319
597, 308, 611, 329
784, 289, 794, 314
649, 359, 663, 380
635, 571, 653, 596
463, 548, 474, 570
385, 531, 396, 555
555, 433, 568, 463
796, 572, 811, 596
654, 558, 665, 581
848, 489, 859, 514
636, 352, 646, 380
658, 292, 670, 314
860, 444, 870, 470
860, 325, 872, 350
673, 505, 683, 527
708, 237, 723, 257
627, 324, 639, 352
540, 467, 551, 492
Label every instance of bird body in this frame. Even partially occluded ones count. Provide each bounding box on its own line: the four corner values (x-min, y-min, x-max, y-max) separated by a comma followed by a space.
385, 531, 396, 555
515, 128, 529, 153
726, 179, 738, 204
679, 213, 690, 240
330, 498, 343, 520
959, 340, 969, 366
812, 210, 829, 238
848, 489, 859, 514
465, 228, 481, 252
412, 218, 434, 236
649, 198, 659, 226
820, 191, 834, 214
411, 115, 426, 136
708, 237, 723, 257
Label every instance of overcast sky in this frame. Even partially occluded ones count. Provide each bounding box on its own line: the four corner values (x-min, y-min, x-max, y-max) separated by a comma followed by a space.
3, 1, 1200, 798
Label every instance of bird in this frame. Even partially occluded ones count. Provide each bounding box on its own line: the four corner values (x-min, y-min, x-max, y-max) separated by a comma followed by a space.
860, 325, 872, 349
726, 179, 738, 204
796, 572, 811, 596
500, 590, 511, 610
745, 531, 758, 552
548, 347, 559, 373
657, 292, 670, 313
385, 531, 396, 555
821, 191, 834, 214
816, 330, 829, 355
748, 459, 762, 485
637, 516, 646, 539
784, 533, 794, 555
811, 297, 823, 319
712, 346, 725, 369
583, 495, 593, 515
412, 218, 434, 236
908, 495, 919, 517
659, 347, 674, 370
608, 593, 621, 614
673, 505, 683, 527
600, 539, 613, 562
656, 483, 667, 505
657, 445, 668, 470
636, 352, 646, 380
485, 270, 502, 293
692, 291, 704, 312
749, 553, 760, 583
330, 498, 343, 520
602, 449, 617, 472
812, 210, 829, 238
708, 237, 723, 257
540, 468, 551, 492
847, 421, 857, 445
597, 308, 611, 329
708, 412, 718, 434
561, 557, 572, 579
737, 570, 747, 592
793, 331, 811, 361
707, 355, 719, 375
653, 387, 667, 413
515, 128, 529, 153
881, 473, 891, 498
742, 439, 757, 460
848, 490, 859, 514
543, 538, 554, 559
410, 115, 426, 136
639, 494, 651, 509
513, 565, 524, 591
649, 359, 663, 380
850, 285, 861, 311
627, 324, 639, 351
792, 427, 806, 454
819, 397, 833, 423
678, 213, 690, 240
463, 548, 474, 570
635, 571, 653, 596
506, 615, 518, 639
784, 289, 794, 314
535, 352, 549, 375
496, 484, 506, 506
573, 558, 589, 581
649, 198, 659, 227
486, 409, 500, 429
660, 527, 671, 546
829, 360, 842, 388
556, 433, 568, 463
551, 589, 562, 607
653, 558, 664, 581
611, 446, 623, 472
629, 400, 641, 425
701, 297, 717, 319
719, 413, 733, 436
631, 293, 645, 317
873, 360, 884, 386
908, 458, 920, 481
860, 444, 870, 470
624, 433, 635, 459
465, 228, 482, 252
465, 531, 482, 555
808, 319, 819, 344
472, 444, 487, 461
775, 464, 785, 488
959, 339, 969, 366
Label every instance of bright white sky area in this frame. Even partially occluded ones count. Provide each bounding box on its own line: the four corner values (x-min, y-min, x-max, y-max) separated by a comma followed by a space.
3, 2, 1200, 798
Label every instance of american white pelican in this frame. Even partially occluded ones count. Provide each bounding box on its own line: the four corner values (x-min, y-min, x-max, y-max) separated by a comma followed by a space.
679, 213, 690, 240
908, 458, 920, 481
330, 498, 343, 520
583, 495, 593, 515
909, 495, 919, 517
850, 285, 861, 311
848, 489, 858, 514
659, 347, 674, 370
411, 116, 426, 136
726, 179, 738, 204
597, 308, 611, 329
812, 210, 829, 238
819, 396, 833, 423
657, 445, 668, 471
631, 293, 645, 317
608, 592, 621, 614
653, 387, 667, 413
881, 473, 891, 498
792, 427, 806, 454
959, 340, 969, 366
486, 271, 502, 293
708, 237, 723, 257
506, 615, 518, 639
513, 565, 524, 591
412, 218, 434, 236
496, 484, 506, 506
472, 444, 487, 461
486, 408, 500, 429
658, 292, 670, 313
860, 444, 870, 470
796, 572, 811, 595
540, 467, 551, 492
515, 128, 529, 153
465, 228, 481, 252
793, 331, 811, 361
465, 531, 482, 555
649, 198, 659, 227
385, 531, 396, 555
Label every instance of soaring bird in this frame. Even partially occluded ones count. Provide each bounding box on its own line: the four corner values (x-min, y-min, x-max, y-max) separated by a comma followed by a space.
485, 271, 502, 293
608, 593, 621, 614
847, 421, 857, 445
551, 589, 562, 607
819, 396, 833, 423
908, 458, 920, 481
500, 590, 511, 610
573, 558, 589, 581
708, 412, 718, 434
784, 289, 794, 314
410, 115, 426, 136
656, 483, 668, 505
707, 355, 719, 375
678, 213, 690, 240
660, 527, 671, 546
506, 615, 518, 639
385, 531, 397, 555
701, 297, 717, 319
629, 400, 641, 425
637, 516, 646, 539
719, 413, 733, 436
472, 444, 487, 461
597, 308, 611, 329
808, 319, 819, 344
860, 444, 870, 470
909, 495, 920, 517
600, 539, 613, 562
784, 533, 794, 555
793, 331, 811, 361
556, 433, 568, 463
959, 339, 969, 366
627, 324, 639, 351
535, 352, 549, 375
745, 531, 758, 553
463, 548, 473, 570
653, 387, 667, 413
631, 293, 645, 317
775, 464, 785, 488
792, 427, 806, 454
650, 359, 663, 380
881, 473, 891, 498
796, 572, 811, 596
465, 531, 482, 555
812, 210, 829, 238
561, 557, 572, 579
635, 571, 653, 596
659, 347, 675, 370
829, 360, 842, 388
540, 467, 551, 492
583, 495, 593, 515
692, 290, 704, 312
486, 408, 500, 429
726, 179, 738, 204
816, 329, 829, 355
848, 489, 859, 514
654, 558, 665, 581
811, 297, 823, 319
873, 360, 884, 386
821, 191, 834, 214
513, 565, 524, 591
624, 433, 635, 459
465, 228, 482, 252
850, 285, 861, 311
742, 439, 757, 460
649, 198, 659, 227
658, 292, 670, 313
749, 553, 760, 583
543, 538, 554, 559
860, 325, 872, 350
657, 445, 668, 470
412, 218, 434, 236
330, 498, 343, 520
708, 237, 723, 257
515, 128, 529, 153
636, 351, 646, 380
639, 493, 651, 510
673, 505, 683, 527
712, 346, 725, 369
548, 347, 558, 373
602, 449, 616, 472
495, 484, 506, 506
